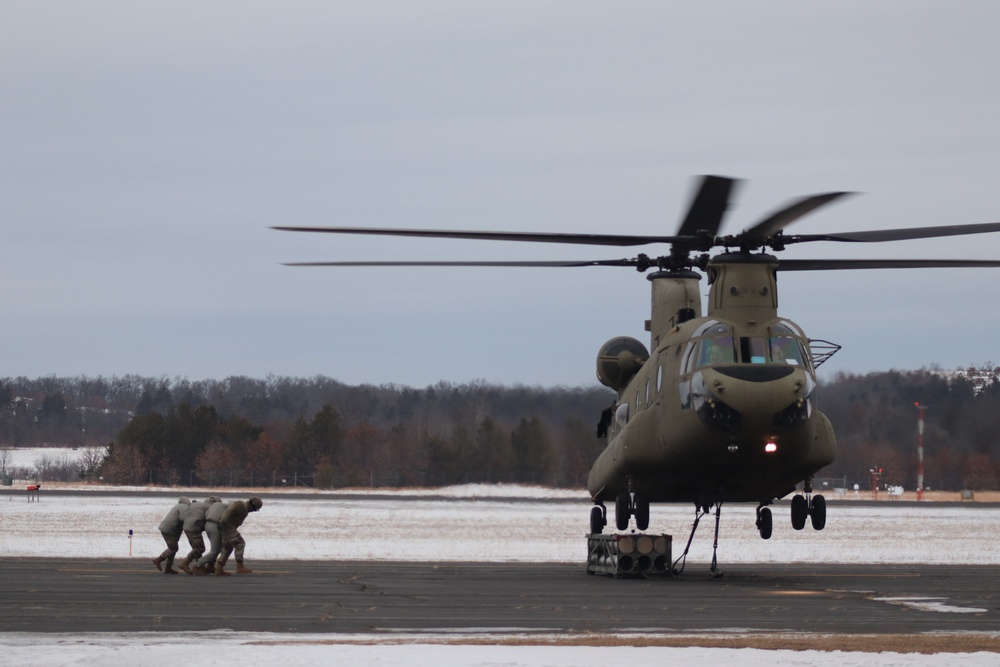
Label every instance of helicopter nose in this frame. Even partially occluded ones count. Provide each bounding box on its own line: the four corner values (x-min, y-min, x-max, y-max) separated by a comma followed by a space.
693, 365, 813, 432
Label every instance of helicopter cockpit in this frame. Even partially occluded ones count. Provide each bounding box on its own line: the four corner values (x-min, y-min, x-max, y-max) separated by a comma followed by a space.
686, 320, 811, 372
767, 322, 810, 368
681, 318, 816, 421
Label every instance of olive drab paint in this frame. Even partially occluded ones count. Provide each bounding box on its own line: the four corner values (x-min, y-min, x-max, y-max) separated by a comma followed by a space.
587, 255, 835, 508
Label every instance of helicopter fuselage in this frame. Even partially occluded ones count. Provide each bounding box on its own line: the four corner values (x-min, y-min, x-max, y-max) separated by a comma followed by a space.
587, 254, 836, 507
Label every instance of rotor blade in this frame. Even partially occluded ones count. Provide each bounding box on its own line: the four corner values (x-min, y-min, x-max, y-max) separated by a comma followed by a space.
743, 192, 854, 240
283, 259, 638, 268
273, 226, 689, 247
778, 258, 1000, 271
786, 221, 1000, 244
676, 175, 740, 238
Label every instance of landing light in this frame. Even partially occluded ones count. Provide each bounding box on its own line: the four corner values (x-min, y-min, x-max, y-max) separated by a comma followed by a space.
764, 441, 778, 454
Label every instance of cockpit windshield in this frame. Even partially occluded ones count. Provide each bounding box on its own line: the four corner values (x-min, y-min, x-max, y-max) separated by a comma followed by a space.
743, 337, 769, 364
690, 321, 811, 369
694, 331, 809, 367
692, 320, 731, 338
697, 337, 736, 366
769, 323, 808, 366
769, 336, 806, 366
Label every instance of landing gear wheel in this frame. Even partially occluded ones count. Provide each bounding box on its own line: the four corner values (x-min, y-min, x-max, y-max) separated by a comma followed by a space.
791, 494, 808, 530
809, 494, 827, 530
590, 506, 606, 534
633, 494, 650, 531
615, 493, 631, 531
756, 507, 773, 540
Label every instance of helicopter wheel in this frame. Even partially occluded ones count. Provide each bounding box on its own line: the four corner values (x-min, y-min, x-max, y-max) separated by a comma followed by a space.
615, 493, 631, 531
589, 505, 606, 534
756, 506, 772, 540
809, 494, 827, 530
790, 494, 808, 530
633, 494, 650, 531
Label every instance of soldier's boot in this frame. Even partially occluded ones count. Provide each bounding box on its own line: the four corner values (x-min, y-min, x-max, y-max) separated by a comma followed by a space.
215, 563, 230, 576
178, 559, 192, 574
235, 562, 253, 574
163, 567, 179, 574
151, 557, 163, 572
192, 563, 207, 576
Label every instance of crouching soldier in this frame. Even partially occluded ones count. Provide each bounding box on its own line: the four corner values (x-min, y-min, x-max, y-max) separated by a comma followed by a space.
193, 496, 227, 575
215, 496, 263, 576
153, 496, 191, 574
179, 496, 221, 574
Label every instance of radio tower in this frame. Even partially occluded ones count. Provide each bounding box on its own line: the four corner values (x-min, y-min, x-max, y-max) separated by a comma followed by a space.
915, 402, 927, 501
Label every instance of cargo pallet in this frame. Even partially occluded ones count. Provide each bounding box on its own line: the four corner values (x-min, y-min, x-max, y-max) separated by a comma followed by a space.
586, 533, 672, 578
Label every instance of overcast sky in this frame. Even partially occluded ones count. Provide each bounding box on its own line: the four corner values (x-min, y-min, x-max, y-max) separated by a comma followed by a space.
3, 2, 1000, 388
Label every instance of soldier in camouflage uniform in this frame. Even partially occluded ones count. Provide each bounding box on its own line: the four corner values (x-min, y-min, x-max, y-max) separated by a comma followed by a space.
152, 496, 191, 574
215, 496, 263, 576
193, 496, 227, 575
178, 496, 220, 574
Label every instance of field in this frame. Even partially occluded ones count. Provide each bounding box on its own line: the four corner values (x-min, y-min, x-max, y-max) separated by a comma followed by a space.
2, 484, 1000, 566
2, 461, 999, 663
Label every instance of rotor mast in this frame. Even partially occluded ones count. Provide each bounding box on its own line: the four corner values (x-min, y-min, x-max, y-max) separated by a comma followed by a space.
706, 253, 779, 322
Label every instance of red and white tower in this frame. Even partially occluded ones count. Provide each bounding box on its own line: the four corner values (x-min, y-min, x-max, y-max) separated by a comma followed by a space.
915, 402, 926, 501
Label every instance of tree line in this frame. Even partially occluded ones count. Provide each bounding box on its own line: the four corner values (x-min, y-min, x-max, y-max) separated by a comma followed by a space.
0, 376, 612, 488
818, 366, 1000, 491
2, 367, 1000, 490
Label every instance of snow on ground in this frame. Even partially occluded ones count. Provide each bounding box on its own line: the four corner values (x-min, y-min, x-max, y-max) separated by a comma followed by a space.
1, 445, 89, 466
2, 484, 999, 663
0, 632, 997, 667
2, 487, 998, 564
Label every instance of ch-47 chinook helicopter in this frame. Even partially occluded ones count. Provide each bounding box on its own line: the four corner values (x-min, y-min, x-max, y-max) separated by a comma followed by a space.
275, 175, 1000, 573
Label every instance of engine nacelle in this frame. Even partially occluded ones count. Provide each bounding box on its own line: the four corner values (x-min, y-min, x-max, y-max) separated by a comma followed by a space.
596, 337, 649, 391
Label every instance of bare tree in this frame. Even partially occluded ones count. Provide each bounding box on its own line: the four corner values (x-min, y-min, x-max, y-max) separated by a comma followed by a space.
78, 446, 107, 481
195, 442, 237, 486
100, 443, 149, 485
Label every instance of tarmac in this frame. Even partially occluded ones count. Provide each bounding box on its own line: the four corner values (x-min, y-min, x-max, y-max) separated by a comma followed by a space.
3, 491, 999, 651
1, 557, 997, 644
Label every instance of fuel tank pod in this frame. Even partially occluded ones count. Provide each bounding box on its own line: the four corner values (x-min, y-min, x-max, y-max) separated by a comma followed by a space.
596, 337, 649, 391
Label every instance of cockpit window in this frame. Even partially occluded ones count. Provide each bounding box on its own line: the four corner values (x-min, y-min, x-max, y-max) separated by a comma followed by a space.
697, 337, 736, 367
770, 336, 806, 366
774, 320, 806, 338
742, 337, 769, 364
680, 341, 697, 374
692, 320, 732, 338
693, 327, 810, 369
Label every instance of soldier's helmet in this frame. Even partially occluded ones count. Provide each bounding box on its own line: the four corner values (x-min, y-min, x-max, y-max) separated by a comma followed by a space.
249, 496, 263, 511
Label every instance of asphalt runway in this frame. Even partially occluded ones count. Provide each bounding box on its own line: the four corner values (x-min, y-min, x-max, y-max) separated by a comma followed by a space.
1, 558, 997, 642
